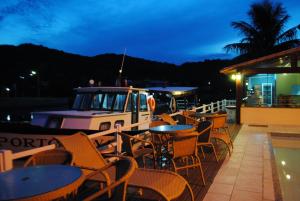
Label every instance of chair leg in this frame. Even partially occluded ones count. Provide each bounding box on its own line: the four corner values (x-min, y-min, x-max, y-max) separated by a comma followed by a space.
196, 155, 206, 185
200, 146, 205, 159
209, 143, 219, 162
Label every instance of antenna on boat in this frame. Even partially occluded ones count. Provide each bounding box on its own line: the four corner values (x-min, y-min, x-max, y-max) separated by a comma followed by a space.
116, 48, 126, 87
119, 48, 127, 76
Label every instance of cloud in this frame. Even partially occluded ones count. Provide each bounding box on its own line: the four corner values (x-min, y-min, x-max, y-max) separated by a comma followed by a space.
0, 0, 299, 63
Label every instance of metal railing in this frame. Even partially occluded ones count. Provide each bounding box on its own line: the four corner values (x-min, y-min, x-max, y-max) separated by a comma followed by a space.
0, 99, 235, 172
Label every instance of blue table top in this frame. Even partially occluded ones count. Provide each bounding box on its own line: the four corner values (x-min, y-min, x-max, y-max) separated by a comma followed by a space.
0, 165, 82, 201
149, 124, 194, 134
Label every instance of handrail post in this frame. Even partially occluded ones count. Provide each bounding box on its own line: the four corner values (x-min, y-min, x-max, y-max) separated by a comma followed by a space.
217, 101, 220, 111
0, 150, 13, 172
115, 124, 122, 155
202, 104, 206, 113
211, 102, 214, 113
222, 99, 226, 110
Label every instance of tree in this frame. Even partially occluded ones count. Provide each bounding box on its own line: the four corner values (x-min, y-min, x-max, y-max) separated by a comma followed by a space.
224, 0, 300, 59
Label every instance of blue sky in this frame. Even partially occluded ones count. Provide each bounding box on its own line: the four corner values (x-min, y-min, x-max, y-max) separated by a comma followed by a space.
0, 0, 299, 64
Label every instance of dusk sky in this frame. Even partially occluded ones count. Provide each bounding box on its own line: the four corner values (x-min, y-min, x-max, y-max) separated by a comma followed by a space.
0, 0, 299, 64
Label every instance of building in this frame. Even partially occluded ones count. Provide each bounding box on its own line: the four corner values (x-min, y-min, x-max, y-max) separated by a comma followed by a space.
221, 47, 300, 125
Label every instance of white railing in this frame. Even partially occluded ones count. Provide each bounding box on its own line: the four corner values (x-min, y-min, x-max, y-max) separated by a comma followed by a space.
0, 99, 235, 172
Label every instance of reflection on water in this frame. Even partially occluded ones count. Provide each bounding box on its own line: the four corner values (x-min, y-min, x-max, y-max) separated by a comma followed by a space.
0, 112, 32, 123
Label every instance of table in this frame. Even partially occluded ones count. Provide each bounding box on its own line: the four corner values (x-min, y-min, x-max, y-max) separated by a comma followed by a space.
149, 124, 195, 134
0, 165, 84, 201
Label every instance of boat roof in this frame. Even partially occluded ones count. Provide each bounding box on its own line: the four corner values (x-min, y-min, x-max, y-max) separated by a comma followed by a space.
74, 86, 148, 93
146, 86, 198, 96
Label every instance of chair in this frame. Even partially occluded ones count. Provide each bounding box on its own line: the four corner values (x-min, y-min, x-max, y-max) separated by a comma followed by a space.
24, 149, 73, 167
168, 134, 206, 185
83, 156, 136, 201
196, 121, 218, 161
158, 113, 177, 125
56, 132, 194, 201
209, 114, 233, 156
118, 131, 156, 168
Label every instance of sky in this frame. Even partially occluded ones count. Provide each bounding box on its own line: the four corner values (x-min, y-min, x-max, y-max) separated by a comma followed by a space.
0, 0, 299, 64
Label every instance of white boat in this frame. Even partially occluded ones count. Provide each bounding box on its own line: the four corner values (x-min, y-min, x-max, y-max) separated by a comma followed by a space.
0, 86, 154, 152
31, 86, 152, 131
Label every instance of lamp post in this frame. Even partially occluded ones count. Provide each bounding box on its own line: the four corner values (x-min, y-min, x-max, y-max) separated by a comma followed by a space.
30, 70, 40, 97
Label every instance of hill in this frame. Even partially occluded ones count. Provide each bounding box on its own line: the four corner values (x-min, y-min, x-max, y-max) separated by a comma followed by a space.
0, 44, 235, 100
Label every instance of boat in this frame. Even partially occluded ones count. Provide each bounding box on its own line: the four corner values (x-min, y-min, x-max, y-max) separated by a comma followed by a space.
0, 86, 154, 152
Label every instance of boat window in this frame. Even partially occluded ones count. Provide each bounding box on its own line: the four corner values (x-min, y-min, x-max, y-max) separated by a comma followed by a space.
102, 94, 115, 110
72, 94, 83, 109
113, 94, 126, 111
91, 94, 103, 109
126, 94, 132, 112
140, 94, 148, 112
80, 94, 93, 110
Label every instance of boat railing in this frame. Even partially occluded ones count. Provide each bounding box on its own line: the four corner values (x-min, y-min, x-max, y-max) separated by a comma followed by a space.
0, 99, 235, 172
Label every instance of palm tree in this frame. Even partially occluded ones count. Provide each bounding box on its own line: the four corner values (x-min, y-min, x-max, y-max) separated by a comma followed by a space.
224, 0, 300, 59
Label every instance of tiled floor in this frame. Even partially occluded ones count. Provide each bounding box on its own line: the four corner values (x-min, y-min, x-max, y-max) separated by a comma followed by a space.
203, 124, 283, 201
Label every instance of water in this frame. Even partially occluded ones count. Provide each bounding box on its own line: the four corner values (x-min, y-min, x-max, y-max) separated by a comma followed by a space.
272, 136, 300, 201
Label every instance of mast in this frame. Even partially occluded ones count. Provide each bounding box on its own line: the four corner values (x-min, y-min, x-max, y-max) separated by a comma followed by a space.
116, 48, 126, 86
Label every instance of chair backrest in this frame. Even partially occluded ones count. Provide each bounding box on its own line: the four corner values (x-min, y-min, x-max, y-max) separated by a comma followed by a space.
197, 121, 212, 143
24, 149, 73, 167
149, 120, 169, 128
118, 132, 135, 157
159, 113, 177, 125
210, 114, 227, 130
55, 132, 107, 175
172, 134, 198, 158
84, 157, 136, 201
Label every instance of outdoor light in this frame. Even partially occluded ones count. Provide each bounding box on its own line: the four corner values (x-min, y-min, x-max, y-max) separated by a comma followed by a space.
281, 161, 286, 166
286, 174, 291, 180
245, 82, 248, 86
31, 70, 37, 75
19, 76, 25, 79
6, 115, 11, 122
208, 81, 211, 85
231, 73, 241, 81
173, 91, 183, 96
5, 87, 10, 92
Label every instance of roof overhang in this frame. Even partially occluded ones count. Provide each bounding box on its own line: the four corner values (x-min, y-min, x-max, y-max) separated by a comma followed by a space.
220, 46, 300, 75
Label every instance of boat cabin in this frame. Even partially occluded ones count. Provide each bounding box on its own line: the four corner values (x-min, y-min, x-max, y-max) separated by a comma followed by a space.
31, 87, 151, 130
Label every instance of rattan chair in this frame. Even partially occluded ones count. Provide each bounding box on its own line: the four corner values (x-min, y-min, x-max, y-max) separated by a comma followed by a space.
169, 134, 206, 185
24, 149, 73, 167
83, 156, 136, 201
158, 113, 177, 125
196, 121, 218, 161
209, 114, 233, 156
56, 132, 195, 201
118, 131, 156, 168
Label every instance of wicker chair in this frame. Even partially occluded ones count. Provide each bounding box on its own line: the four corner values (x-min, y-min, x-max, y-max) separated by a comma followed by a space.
196, 121, 218, 161
209, 114, 233, 156
56, 132, 194, 201
118, 131, 156, 168
83, 156, 136, 201
158, 113, 177, 125
169, 134, 206, 185
24, 149, 73, 167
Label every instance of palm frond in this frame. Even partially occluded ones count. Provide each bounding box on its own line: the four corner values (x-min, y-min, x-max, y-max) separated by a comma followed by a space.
231, 21, 258, 38
277, 25, 300, 43
223, 43, 250, 54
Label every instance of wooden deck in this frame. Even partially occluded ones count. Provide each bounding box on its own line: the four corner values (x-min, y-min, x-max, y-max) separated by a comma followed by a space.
128, 123, 241, 201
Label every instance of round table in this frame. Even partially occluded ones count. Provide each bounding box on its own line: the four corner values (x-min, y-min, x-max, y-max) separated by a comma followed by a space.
0, 165, 84, 201
149, 124, 195, 134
